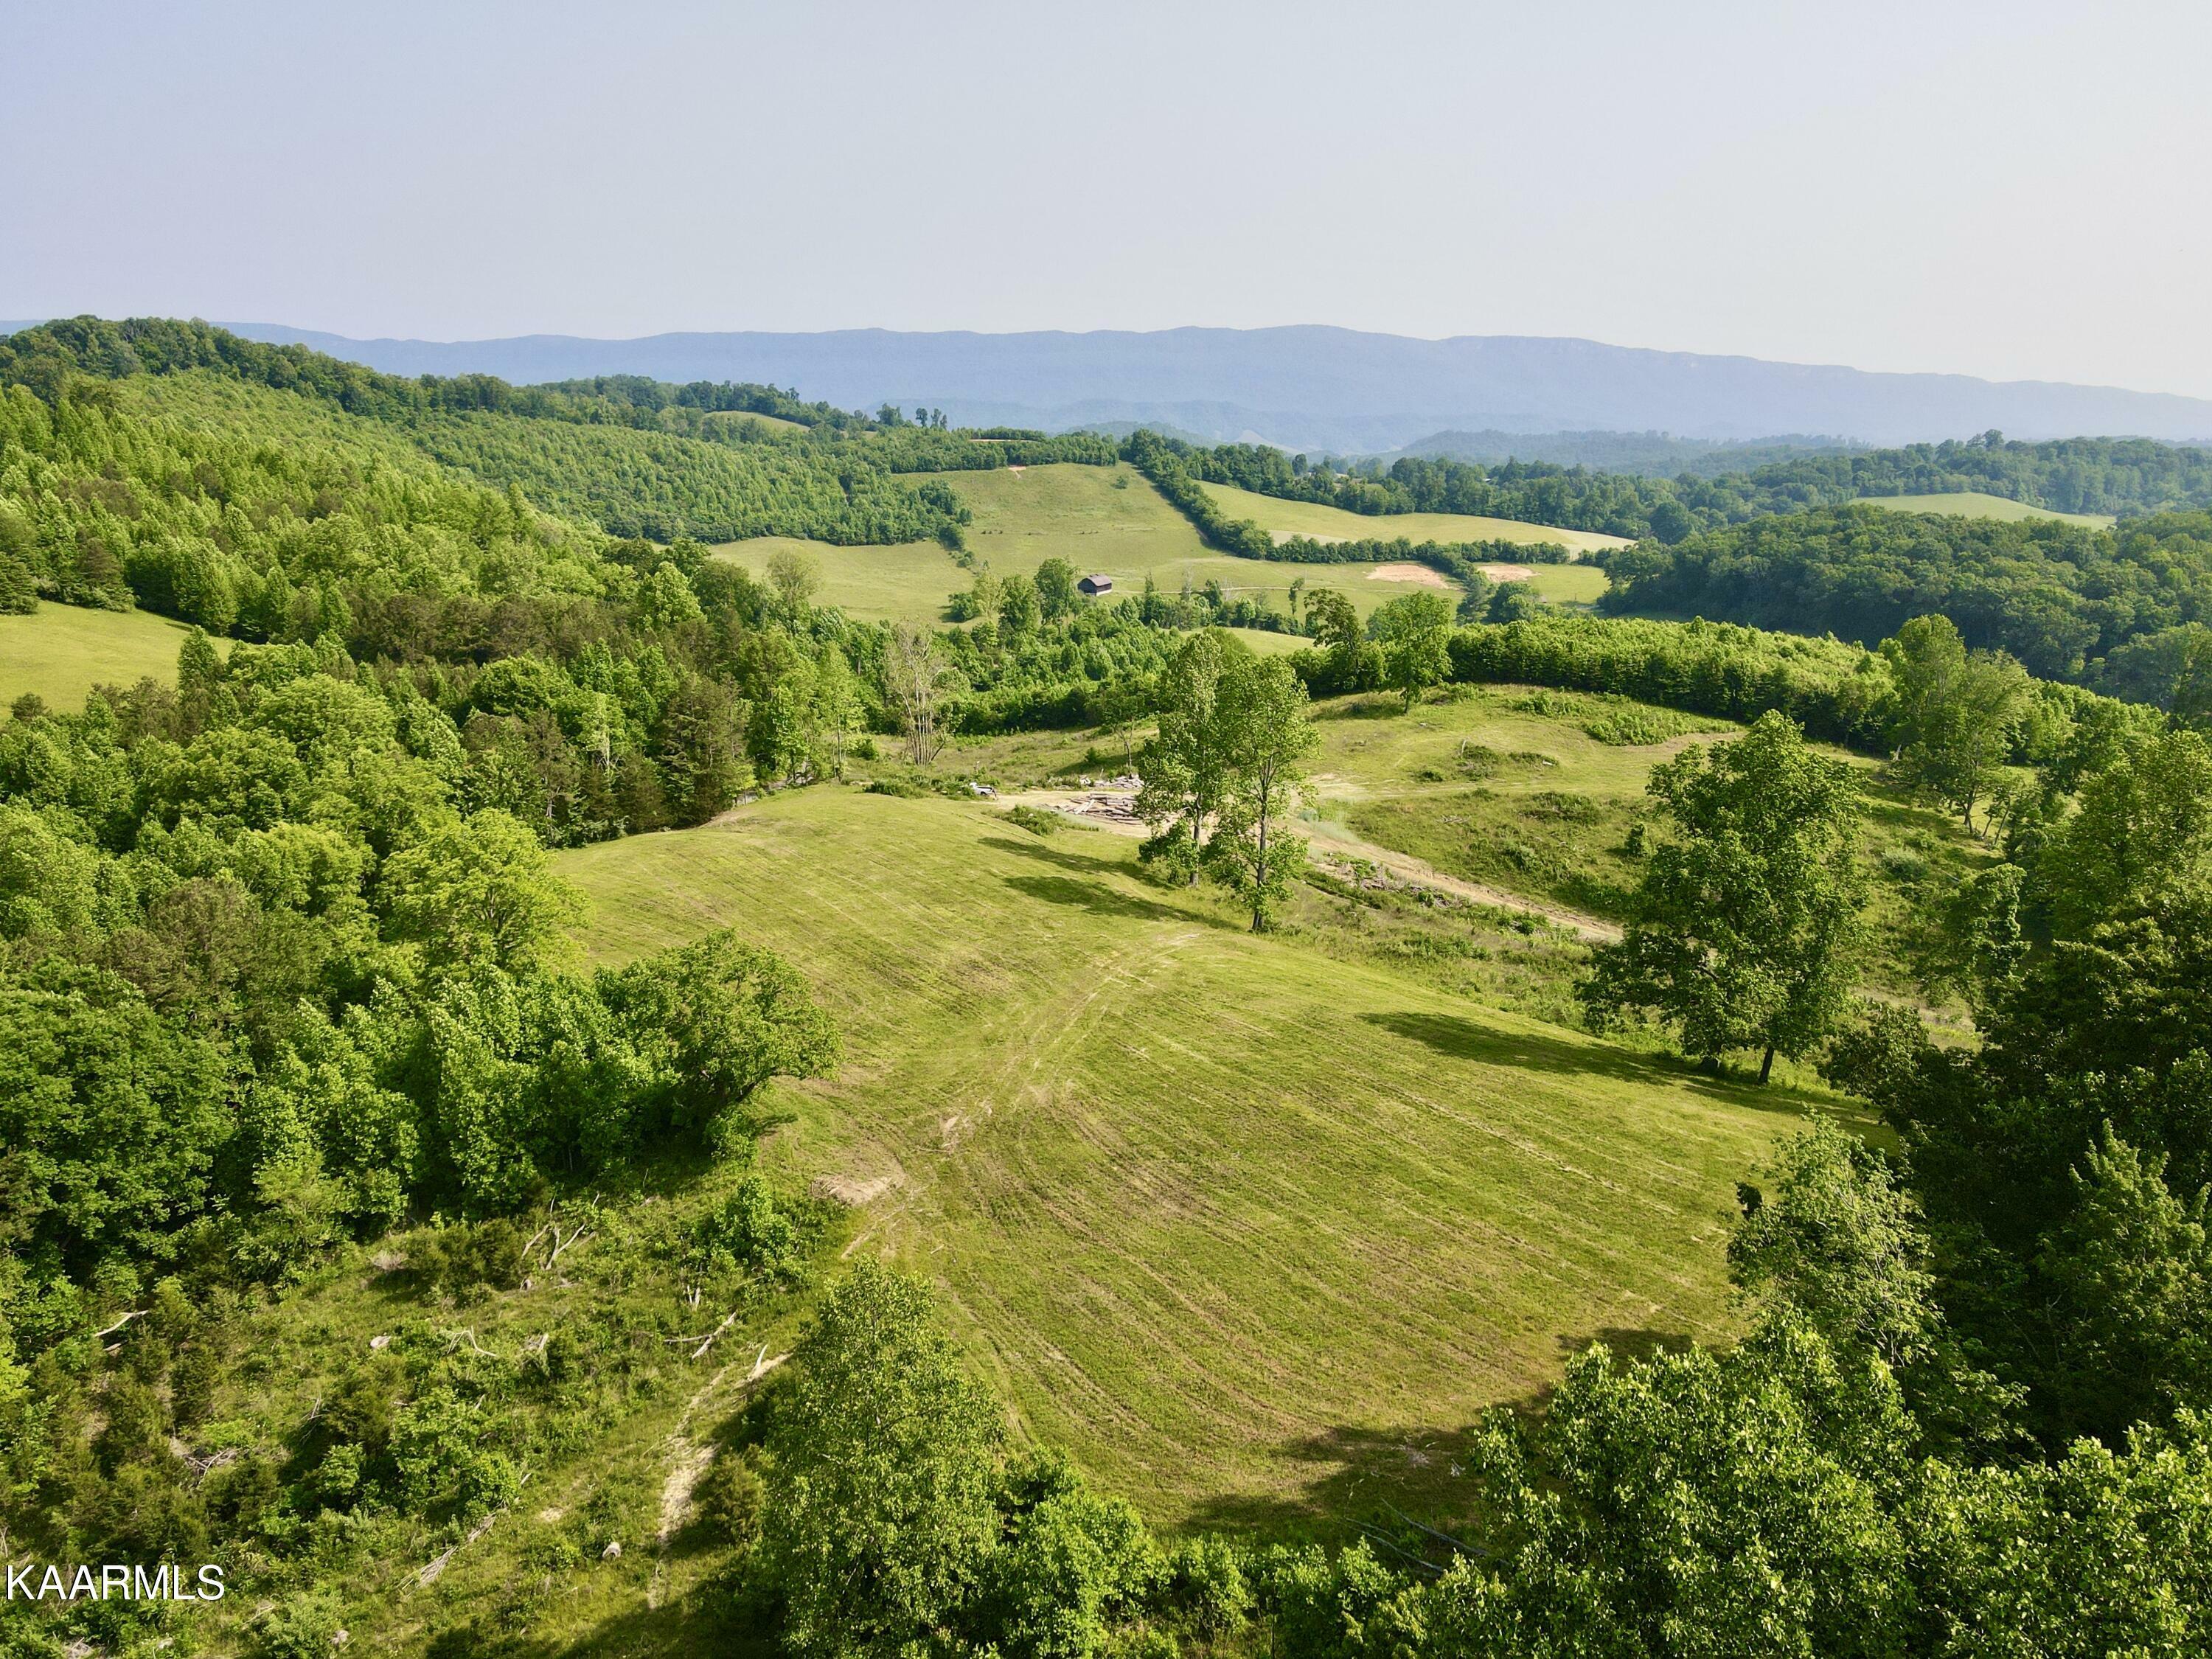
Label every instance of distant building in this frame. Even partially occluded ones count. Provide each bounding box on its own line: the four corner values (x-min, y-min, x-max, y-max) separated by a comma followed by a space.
1078, 574, 1114, 595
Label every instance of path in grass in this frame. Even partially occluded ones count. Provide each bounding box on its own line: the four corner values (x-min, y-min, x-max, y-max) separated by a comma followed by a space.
562, 787, 1829, 1525
1002, 780, 1621, 942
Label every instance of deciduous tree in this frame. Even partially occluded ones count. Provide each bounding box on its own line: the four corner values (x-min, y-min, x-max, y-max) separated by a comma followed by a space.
1581, 712, 1865, 1082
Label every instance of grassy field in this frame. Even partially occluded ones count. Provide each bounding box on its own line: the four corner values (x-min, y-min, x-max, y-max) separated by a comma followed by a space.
1196, 479, 1633, 555
560, 784, 1848, 1526
719, 465, 1605, 621
1856, 491, 2116, 529
711, 534, 966, 620
700, 408, 806, 434
1307, 684, 1990, 1007
0, 601, 206, 709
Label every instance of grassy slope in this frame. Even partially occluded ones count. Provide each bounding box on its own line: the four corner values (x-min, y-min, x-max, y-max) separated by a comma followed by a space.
717, 464, 1600, 622
1196, 480, 1633, 555
0, 602, 204, 708
1856, 491, 2116, 529
1319, 685, 1991, 1009
711, 534, 965, 621
560, 786, 1840, 1526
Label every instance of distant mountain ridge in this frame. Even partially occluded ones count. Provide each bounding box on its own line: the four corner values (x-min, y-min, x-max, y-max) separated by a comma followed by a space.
13, 319, 2212, 450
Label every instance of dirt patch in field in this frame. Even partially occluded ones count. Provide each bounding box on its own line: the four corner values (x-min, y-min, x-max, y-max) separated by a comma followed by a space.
813, 1169, 905, 1206
1367, 563, 1450, 588
1474, 563, 1534, 582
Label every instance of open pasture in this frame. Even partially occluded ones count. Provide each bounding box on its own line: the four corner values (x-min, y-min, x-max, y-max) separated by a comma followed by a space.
722, 463, 1604, 621
560, 785, 1840, 1524
1307, 684, 1991, 1004
1196, 479, 1632, 555
1855, 490, 2115, 529
0, 601, 206, 709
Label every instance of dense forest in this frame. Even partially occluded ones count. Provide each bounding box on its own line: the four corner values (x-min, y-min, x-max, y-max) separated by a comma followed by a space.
1601, 503, 2212, 694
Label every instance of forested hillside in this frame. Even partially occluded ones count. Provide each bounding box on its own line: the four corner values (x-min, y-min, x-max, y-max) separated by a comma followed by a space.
1601, 502, 2212, 695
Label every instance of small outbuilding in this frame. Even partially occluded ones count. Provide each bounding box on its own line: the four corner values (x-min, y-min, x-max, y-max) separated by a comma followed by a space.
1077, 574, 1114, 596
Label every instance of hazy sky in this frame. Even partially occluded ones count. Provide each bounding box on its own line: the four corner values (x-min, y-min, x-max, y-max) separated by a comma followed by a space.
8, 1, 2211, 394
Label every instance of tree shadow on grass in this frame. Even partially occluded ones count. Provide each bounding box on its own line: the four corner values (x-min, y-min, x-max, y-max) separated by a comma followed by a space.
1316, 695, 1414, 723
1360, 1009, 1815, 1114
979, 832, 1128, 874
1172, 1419, 1485, 1538
1003, 873, 1217, 928
1560, 1326, 1699, 1364
1175, 1327, 1699, 1540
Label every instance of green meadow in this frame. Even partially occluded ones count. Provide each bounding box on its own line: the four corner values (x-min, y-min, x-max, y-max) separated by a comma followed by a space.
1196, 479, 1633, 555
0, 602, 208, 709
559, 765, 1856, 1525
716, 462, 1605, 622
1856, 490, 2117, 529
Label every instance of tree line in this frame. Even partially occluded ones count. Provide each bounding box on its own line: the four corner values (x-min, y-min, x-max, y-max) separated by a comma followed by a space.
1599, 501, 2212, 696
1122, 429, 1574, 580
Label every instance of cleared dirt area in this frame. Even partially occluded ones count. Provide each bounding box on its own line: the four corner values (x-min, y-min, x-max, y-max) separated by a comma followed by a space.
1474, 562, 1534, 582
1367, 562, 1449, 588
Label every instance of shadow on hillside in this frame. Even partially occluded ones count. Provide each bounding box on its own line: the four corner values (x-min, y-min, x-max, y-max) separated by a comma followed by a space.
1004, 873, 1210, 927
979, 832, 1128, 874
1175, 1326, 1701, 1539
1172, 1419, 1484, 1537
1316, 695, 1413, 722
1360, 1010, 1809, 1113
1560, 1325, 1698, 1364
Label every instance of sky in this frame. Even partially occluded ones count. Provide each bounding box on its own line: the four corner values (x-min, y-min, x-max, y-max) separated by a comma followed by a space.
7, 0, 2211, 396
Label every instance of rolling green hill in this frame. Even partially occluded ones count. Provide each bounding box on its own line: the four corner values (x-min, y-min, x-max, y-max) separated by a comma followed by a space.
560, 783, 1837, 1523
717, 464, 1604, 622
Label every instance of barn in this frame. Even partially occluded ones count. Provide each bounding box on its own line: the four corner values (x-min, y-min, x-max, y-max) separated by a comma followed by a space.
1077, 574, 1114, 596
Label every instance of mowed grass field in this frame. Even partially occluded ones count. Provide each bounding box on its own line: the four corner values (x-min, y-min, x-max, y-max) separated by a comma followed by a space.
1857, 491, 2116, 529
560, 786, 1840, 1525
717, 464, 1604, 621
0, 601, 205, 709
711, 533, 967, 620
1196, 479, 1633, 557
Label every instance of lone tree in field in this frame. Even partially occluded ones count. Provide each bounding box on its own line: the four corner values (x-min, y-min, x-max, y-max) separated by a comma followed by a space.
1880, 613, 2031, 832
1368, 589, 1455, 709
1208, 653, 1319, 931
1580, 712, 1865, 1083
1135, 629, 1239, 880
881, 621, 960, 767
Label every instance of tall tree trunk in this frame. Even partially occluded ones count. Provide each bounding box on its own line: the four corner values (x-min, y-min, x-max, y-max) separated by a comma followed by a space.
1759, 1045, 1775, 1085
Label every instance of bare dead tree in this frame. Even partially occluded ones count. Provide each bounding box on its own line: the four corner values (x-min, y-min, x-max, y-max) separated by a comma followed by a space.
881, 621, 959, 767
